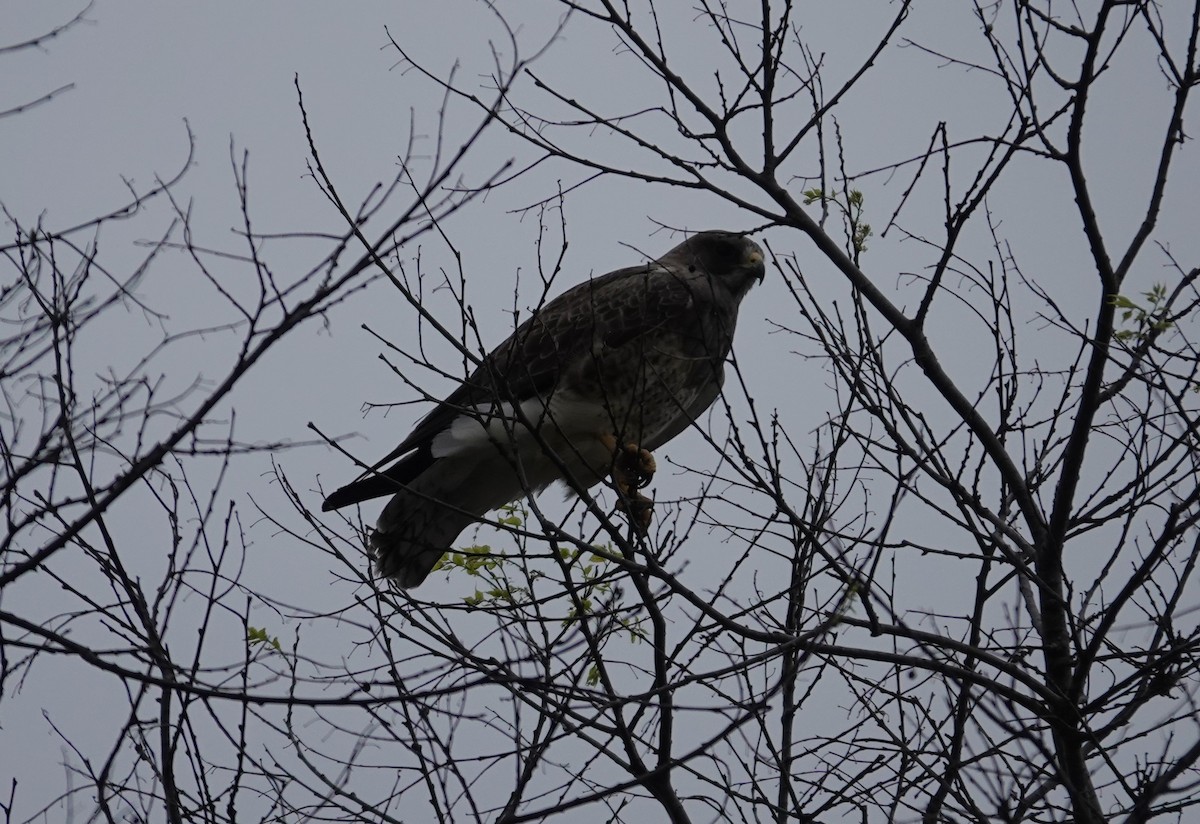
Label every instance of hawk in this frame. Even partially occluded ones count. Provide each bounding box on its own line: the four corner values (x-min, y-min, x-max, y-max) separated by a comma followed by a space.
322, 230, 765, 587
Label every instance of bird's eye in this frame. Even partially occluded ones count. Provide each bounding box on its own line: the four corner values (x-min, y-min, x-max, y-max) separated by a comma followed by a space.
688, 265, 697, 273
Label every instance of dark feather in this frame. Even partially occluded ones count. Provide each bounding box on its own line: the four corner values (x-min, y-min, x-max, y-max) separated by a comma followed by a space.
321, 444, 434, 511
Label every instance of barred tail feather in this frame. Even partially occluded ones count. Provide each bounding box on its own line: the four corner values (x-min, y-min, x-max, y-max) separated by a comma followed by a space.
369, 503, 476, 589
369, 453, 526, 588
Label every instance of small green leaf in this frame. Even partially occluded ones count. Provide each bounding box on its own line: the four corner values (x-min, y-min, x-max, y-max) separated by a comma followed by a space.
247, 626, 282, 653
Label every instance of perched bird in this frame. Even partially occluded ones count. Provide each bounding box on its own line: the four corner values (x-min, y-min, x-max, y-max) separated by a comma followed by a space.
322, 230, 765, 588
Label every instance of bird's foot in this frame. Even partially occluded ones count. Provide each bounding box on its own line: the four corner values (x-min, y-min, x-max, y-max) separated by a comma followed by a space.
615, 490, 654, 532
612, 442, 656, 491
606, 438, 656, 531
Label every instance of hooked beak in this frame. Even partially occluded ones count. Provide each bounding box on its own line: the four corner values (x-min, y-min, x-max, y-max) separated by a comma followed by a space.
746, 244, 766, 283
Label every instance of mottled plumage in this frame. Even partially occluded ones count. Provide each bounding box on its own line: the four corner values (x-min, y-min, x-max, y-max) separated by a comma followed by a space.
323, 230, 765, 587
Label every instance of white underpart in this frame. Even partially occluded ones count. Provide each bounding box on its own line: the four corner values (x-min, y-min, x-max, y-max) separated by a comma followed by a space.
429, 392, 615, 494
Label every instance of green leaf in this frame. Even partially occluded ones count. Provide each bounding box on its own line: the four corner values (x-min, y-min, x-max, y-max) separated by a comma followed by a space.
247, 626, 282, 653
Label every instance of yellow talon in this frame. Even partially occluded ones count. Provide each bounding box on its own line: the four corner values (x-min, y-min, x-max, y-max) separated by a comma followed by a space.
601, 434, 657, 530
614, 442, 656, 491
616, 492, 654, 532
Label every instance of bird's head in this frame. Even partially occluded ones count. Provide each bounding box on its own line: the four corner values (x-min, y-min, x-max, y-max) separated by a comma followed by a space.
659, 230, 766, 297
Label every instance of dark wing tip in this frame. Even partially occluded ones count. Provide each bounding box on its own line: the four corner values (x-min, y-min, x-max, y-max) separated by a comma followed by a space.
321, 475, 388, 512
321, 444, 436, 513
322, 485, 356, 512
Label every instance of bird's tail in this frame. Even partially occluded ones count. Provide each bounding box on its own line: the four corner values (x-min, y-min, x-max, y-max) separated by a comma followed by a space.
369, 453, 524, 588
370, 490, 479, 589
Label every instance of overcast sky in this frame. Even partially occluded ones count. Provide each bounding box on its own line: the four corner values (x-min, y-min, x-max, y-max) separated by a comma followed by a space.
5, 1, 1199, 820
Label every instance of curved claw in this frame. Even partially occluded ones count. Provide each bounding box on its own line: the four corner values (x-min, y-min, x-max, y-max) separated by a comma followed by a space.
614, 442, 656, 491
615, 491, 654, 532
601, 435, 657, 530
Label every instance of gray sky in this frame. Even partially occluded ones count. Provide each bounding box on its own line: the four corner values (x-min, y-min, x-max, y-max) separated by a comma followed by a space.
5, 1, 1199, 820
